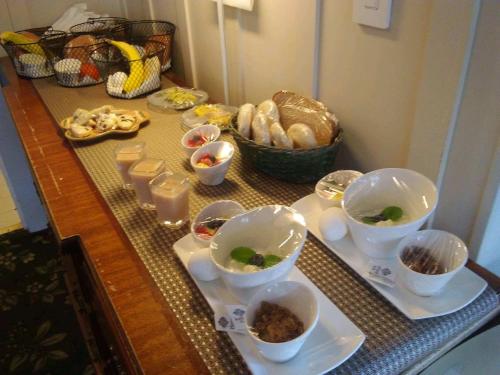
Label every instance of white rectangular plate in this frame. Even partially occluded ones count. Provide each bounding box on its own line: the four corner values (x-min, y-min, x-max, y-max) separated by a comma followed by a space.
173, 234, 365, 375
291, 194, 488, 320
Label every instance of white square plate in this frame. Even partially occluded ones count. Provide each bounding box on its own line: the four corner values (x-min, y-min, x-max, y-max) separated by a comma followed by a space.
291, 194, 488, 320
173, 234, 365, 375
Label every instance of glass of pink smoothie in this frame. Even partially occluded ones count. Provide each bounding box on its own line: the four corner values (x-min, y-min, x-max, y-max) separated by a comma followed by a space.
114, 142, 146, 189
150, 172, 190, 228
129, 158, 166, 210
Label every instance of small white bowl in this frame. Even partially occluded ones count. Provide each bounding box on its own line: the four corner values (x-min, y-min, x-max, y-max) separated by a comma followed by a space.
191, 200, 245, 246
190, 141, 234, 185
342, 168, 438, 258
210, 205, 306, 302
181, 124, 221, 157
245, 281, 319, 362
396, 230, 468, 296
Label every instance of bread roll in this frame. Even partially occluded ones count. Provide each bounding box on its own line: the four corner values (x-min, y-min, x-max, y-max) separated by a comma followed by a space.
257, 99, 280, 123
251, 112, 271, 146
287, 123, 318, 149
64, 35, 97, 63
237, 103, 255, 139
270, 122, 293, 149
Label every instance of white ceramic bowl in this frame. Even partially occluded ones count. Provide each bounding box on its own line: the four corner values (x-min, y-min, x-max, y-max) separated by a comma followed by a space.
181, 124, 221, 157
191, 200, 245, 246
396, 230, 468, 296
341, 168, 438, 258
210, 205, 306, 300
245, 281, 319, 362
190, 141, 234, 185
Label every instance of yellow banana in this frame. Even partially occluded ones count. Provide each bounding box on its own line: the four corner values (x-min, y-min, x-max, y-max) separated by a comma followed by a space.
0, 31, 45, 56
107, 40, 144, 93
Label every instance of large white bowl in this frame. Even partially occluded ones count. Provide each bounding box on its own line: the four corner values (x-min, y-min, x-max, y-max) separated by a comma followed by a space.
181, 124, 221, 157
396, 230, 468, 296
245, 281, 319, 362
210, 205, 306, 299
190, 141, 234, 185
342, 168, 438, 258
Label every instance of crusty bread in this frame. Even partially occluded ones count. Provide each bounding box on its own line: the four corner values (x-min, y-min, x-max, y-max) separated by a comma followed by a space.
270, 122, 293, 149
251, 112, 271, 146
287, 123, 318, 149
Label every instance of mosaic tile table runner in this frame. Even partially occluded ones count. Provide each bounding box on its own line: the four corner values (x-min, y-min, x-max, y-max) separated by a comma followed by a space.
32, 77, 498, 375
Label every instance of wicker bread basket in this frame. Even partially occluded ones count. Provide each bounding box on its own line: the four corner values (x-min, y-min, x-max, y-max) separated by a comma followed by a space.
230, 118, 343, 183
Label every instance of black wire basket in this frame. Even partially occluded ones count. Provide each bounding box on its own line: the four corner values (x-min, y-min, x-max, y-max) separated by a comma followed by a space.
122, 20, 175, 72
92, 39, 165, 99
69, 17, 128, 38
41, 32, 108, 87
0, 27, 64, 79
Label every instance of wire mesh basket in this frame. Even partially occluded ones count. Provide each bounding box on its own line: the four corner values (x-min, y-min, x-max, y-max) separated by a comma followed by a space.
92, 40, 165, 99
0, 27, 64, 79
69, 17, 128, 38
122, 20, 175, 72
41, 32, 108, 87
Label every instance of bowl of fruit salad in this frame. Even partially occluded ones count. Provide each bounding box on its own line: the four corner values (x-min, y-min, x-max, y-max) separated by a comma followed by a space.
190, 141, 235, 185
181, 124, 221, 157
191, 200, 245, 246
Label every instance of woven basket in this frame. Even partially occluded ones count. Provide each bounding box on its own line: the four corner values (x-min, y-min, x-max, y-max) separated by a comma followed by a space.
230, 119, 343, 183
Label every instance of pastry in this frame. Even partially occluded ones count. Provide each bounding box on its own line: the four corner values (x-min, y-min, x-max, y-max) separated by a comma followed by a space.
287, 123, 318, 149
257, 99, 280, 123
70, 123, 92, 138
237, 103, 255, 139
90, 105, 113, 115
117, 114, 136, 130
270, 122, 293, 149
251, 112, 271, 146
95, 113, 118, 132
72, 108, 93, 126
64, 35, 97, 63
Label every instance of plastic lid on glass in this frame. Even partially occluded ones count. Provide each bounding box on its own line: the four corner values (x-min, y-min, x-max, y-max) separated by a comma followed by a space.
130, 158, 165, 176
114, 142, 145, 155
315, 170, 363, 201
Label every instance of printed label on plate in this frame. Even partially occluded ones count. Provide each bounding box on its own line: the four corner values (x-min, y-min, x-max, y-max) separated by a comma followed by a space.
213, 304, 246, 333
365, 260, 396, 288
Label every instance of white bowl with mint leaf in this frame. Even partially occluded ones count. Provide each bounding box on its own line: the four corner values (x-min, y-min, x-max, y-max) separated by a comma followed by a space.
342, 168, 438, 258
209, 205, 307, 301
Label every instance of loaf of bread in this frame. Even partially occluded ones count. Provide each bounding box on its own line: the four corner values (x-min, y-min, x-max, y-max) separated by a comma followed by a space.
270, 122, 293, 149
257, 99, 280, 123
237, 103, 255, 139
251, 112, 271, 146
287, 123, 318, 149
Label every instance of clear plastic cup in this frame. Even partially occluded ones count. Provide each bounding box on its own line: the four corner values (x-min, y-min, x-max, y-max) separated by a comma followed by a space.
129, 158, 166, 210
114, 142, 146, 189
150, 172, 190, 228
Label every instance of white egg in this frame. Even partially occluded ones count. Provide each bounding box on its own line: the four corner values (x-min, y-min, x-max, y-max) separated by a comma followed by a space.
188, 248, 219, 281
318, 207, 347, 241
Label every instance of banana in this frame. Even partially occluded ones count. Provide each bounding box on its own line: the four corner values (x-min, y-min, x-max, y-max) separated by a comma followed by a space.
106, 40, 144, 93
0, 31, 45, 56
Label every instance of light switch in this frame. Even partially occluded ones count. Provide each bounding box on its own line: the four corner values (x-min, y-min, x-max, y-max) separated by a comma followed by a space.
353, 0, 392, 29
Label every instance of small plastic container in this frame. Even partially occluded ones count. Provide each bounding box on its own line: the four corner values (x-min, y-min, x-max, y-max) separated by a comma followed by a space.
129, 158, 166, 209
0, 27, 64, 78
150, 172, 190, 228
114, 142, 146, 189
94, 40, 165, 99
315, 170, 363, 208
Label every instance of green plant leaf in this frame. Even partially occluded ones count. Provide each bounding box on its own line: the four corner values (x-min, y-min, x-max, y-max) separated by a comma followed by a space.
33, 357, 47, 372
42, 294, 55, 303
45, 280, 59, 292
41, 333, 66, 346
263, 255, 282, 268
382, 206, 403, 221
362, 217, 378, 224
48, 350, 68, 360
230, 247, 256, 264
36, 321, 51, 339
9, 354, 27, 371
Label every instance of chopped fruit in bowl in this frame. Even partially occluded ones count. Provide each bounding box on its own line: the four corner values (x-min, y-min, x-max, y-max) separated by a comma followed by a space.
188, 134, 208, 147
196, 153, 221, 168
194, 217, 228, 239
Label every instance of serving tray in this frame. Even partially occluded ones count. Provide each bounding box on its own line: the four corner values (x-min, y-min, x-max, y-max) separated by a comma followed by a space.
291, 194, 488, 320
173, 234, 365, 375
59, 109, 150, 142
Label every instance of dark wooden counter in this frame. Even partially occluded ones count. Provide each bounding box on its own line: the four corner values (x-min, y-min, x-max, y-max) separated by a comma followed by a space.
1, 57, 499, 375
1, 58, 209, 374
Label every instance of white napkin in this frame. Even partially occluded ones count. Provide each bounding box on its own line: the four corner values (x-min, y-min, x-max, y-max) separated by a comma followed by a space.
51, 3, 109, 32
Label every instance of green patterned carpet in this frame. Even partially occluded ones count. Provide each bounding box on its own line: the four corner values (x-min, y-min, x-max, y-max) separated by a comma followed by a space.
0, 230, 95, 374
